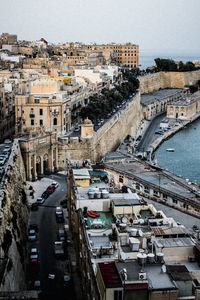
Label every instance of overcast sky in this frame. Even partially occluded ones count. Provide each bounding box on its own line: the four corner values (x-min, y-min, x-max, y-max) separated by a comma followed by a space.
1, 0, 200, 55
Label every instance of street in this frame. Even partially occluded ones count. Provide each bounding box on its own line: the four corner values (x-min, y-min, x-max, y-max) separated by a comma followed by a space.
137, 112, 166, 152
27, 174, 79, 299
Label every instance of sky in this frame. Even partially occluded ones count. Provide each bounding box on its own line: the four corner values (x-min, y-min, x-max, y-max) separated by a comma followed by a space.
1, 0, 200, 55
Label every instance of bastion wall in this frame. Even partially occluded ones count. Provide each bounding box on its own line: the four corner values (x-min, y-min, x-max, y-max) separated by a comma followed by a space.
58, 92, 143, 164
0, 140, 29, 291
139, 70, 200, 94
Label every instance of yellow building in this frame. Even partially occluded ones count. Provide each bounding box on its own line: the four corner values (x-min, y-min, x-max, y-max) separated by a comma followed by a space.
167, 99, 197, 120
99, 43, 139, 68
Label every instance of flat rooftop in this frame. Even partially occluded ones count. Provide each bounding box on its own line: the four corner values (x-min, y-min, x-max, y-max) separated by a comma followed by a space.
141, 89, 183, 105
154, 237, 195, 248
170, 99, 195, 106
86, 212, 113, 229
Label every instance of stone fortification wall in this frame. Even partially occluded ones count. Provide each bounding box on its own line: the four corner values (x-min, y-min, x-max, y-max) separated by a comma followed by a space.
58, 93, 143, 164
139, 70, 200, 94
0, 140, 29, 291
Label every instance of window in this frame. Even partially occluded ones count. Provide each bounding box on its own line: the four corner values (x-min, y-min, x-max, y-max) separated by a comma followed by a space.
170, 106, 173, 110
34, 98, 39, 104
176, 106, 179, 111
31, 119, 34, 126
181, 107, 184, 111
40, 109, 43, 115
53, 118, 57, 125
40, 119, 43, 125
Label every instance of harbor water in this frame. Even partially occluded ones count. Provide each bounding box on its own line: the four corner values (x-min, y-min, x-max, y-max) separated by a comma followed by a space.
155, 117, 200, 185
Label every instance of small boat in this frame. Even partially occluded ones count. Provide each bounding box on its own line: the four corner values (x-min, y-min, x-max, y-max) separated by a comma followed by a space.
87, 210, 99, 218
166, 148, 175, 152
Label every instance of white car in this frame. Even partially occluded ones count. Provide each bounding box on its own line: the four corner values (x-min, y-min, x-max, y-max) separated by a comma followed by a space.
4, 139, 12, 144
37, 197, 45, 204
28, 229, 37, 241
0, 157, 6, 165
51, 181, 59, 188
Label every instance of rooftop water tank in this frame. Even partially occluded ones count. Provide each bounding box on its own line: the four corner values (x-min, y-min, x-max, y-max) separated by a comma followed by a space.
88, 191, 95, 199
95, 191, 101, 199
130, 228, 137, 237
101, 190, 109, 199
147, 253, 155, 264
137, 253, 147, 266
157, 252, 164, 263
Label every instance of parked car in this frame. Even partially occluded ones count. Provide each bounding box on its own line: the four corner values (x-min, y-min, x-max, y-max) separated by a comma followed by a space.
4, 139, 12, 144
51, 181, 59, 188
42, 191, 49, 199
0, 153, 9, 160
57, 228, 66, 242
31, 202, 39, 211
155, 130, 163, 135
56, 207, 64, 223
0, 167, 5, 178
28, 229, 37, 241
29, 248, 39, 262
2, 150, 9, 158
0, 157, 6, 165
29, 224, 38, 233
37, 197, 45, 205
3, 145, 11, 151
46, 185, 56, 194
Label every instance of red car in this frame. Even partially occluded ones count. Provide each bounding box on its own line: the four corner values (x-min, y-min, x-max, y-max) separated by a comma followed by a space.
46, 185, 56, 194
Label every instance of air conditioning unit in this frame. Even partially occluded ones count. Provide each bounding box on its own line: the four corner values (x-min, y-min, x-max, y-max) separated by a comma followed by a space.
139, 272, 146, 280
188, 256, 195, 262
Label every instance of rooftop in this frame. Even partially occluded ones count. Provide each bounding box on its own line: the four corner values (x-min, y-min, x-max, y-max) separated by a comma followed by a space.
154, 237, 195, 248
98, 262, 122, 288
86, 212, 113, 229
167, 265, 192, 281
141, 89, 183, 105
170, 99, 195, 106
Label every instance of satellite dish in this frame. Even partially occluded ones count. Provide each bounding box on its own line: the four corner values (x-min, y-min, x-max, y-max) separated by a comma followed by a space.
161, 265, 166, 273
121, 252, 126, 261
122, 216, 128, 224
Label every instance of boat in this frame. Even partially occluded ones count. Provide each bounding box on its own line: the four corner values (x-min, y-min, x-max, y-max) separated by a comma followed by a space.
166, 148, 175, 152
87, 210, 99, 218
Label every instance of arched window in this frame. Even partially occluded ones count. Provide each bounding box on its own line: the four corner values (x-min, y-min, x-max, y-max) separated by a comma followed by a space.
53, 118, 57, 125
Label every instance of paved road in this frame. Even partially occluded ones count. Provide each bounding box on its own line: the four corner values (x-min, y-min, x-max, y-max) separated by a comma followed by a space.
27, 174, 76, 299
137, 113, 166, 152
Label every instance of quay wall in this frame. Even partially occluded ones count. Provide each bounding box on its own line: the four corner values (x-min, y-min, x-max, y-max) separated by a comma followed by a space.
58, 92, 143, 164
0, 140, 29, 291
139, 70, 200, 94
